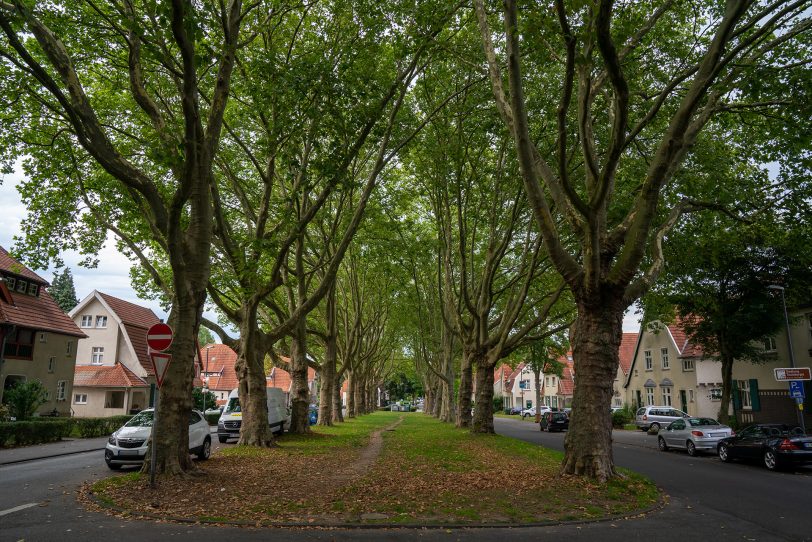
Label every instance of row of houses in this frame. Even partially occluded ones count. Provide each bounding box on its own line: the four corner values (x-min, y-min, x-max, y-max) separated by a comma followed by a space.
0, 247, 317, 418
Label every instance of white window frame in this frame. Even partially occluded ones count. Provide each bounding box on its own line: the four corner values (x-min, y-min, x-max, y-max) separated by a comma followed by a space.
48, 356, 55, 373
661, 348, 670, 370
644, 350, 653, 371
661, 386, 672, 406
95, 315, 108, 328
56, 380, 66, 401
762, 336, 777, 352
710, 388, 722, 401
738, 379, 752, 410
682, 358, 694, 372
16, 279, 26, 292
27, 283, 38, 296
5, 277, 14, 290
74, 393, 88, 405
91, 346, 104, 365
80, 315, 93, 328
645, 388, 655, 405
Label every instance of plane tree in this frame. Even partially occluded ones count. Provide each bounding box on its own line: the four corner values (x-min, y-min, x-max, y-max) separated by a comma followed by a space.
475, 0, 811, 479
0, 0, 252, 475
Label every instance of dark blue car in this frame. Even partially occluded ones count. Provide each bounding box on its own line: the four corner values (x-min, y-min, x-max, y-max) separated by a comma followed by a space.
717, 423, 812, 471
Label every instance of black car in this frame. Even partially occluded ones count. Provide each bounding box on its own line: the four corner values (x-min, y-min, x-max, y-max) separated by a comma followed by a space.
540, 411, 569, 432
717, 423, 812, 471
508, 406, 522, 415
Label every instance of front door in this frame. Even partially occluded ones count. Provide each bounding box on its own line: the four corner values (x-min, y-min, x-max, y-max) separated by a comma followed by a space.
680, 390, 688, 414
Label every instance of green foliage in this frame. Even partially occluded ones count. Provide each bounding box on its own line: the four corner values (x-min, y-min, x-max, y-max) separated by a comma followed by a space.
73, 415, 133, 438
0, 419, 74, 447
198, 327, 215, 347
3, 380, 48, 420
492, 395, 504, 412
612, 407, 634, 429
385, 372, 422, 401
48, 267, 79, 313
192, 387, 217, 411
204, 412, 221, 426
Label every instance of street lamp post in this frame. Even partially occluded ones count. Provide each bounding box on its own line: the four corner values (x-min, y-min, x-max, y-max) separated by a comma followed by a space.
768, 285, 804, 432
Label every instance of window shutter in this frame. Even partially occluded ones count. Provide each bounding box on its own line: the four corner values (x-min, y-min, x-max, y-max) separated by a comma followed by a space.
731, 380, 741, 411
749, 379, 760, 412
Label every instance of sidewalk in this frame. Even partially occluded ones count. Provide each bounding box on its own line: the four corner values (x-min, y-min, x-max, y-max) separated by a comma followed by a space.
0, 436, 108, 465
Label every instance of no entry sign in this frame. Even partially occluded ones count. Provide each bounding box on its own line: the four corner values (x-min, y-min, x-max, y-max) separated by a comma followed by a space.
146, 322, 173, 352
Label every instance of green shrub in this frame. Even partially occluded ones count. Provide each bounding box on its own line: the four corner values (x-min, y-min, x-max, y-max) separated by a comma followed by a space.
611, 406, 634, 428
3, 381, 48, 420
205, 412, 221, 425
74, 415, 133, 438
0, 419, 73, 447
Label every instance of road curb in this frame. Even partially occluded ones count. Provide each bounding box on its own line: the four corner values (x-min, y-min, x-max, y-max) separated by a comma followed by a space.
0, 447, 105, 466
86, 486, 668, 530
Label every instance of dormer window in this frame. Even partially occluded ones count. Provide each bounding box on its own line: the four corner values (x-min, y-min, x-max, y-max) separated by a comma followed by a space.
27, 283, 39, 296
16, 279, 26, 293
5, 277, 14, 290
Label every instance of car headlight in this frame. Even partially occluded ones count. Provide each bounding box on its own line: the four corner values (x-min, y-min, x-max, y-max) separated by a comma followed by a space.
108, 436, 117, 445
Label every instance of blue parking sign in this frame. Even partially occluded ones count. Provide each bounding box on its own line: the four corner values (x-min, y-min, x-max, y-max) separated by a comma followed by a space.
789, 380, 805, 399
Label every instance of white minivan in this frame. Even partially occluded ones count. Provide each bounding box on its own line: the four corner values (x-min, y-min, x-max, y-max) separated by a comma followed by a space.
217, 388, 290, 443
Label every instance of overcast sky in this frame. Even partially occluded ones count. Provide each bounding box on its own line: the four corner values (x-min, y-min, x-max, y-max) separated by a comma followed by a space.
1, 169, 643, 334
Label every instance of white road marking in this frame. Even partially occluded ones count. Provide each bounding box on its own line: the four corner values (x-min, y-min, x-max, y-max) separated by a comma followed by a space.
0, 502, 40, 517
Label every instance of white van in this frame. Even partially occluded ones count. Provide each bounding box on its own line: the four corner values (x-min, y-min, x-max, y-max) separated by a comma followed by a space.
217, 388, 290, 443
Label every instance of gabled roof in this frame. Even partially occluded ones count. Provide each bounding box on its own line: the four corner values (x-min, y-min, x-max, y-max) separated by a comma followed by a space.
618, 332, 639, 375
0, 247, 85, 338
0, 246, 47, 284
70, 290, 161, 375
74, 363, 148, 388
198, 343, 238, 391
559, 364, 575, 396
624, 317, 708, 388
493, 363, 513, 385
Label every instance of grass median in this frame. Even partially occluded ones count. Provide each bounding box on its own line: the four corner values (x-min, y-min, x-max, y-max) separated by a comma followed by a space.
88, 411, 658, 525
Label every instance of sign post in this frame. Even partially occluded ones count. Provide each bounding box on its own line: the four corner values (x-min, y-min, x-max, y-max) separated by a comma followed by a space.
775, 369, 808, 435
146, 323, 173, 489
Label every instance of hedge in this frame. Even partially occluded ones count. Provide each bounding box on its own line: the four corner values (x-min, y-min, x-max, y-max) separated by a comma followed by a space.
0, 415, 133, 447
205, 412, 221, 426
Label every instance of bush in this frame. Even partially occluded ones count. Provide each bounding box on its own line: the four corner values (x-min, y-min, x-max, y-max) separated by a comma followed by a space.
74, 415, 132, 438
0, 419, 74, 447
205, 412, 221, 425
3, 380, 48, 420
611, 406, 634, 428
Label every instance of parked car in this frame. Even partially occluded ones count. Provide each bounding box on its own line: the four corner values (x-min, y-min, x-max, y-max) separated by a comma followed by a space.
218, 388, 289, 442
717, 423, 812, 471
508, 406, 522, 415
105, 408, 211, 470
204, 405, 224, 416
522, 405, 551, 418
657, 417, 733, 456
539, 411, 569, 432
634, 406, 689, 432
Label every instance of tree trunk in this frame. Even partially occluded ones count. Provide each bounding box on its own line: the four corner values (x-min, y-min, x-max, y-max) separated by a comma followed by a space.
235, 304, 274, 446
332, 375, 345, 423
440, 376, 455, 423
318, 285, 338, 426
561, 302, 623, 482
346, 372, 355, 418
353, 372, 365, 415
717, 353, 735, 425
288, 315, 311, 434
534, 368, 542, 423
456, 353, 473, 428
471, 359, 496, 433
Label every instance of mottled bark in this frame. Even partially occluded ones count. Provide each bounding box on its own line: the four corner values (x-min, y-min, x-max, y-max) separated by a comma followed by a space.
471, 360, 495, 433
234, 304, 274, 446
561, 301, 623, 481
456, 353, 473, 428
288, 316, 311, 434
332, 376, 345, 423
346, 372, 355, 418
717, 348, 735, 424
318, 285, 338, 426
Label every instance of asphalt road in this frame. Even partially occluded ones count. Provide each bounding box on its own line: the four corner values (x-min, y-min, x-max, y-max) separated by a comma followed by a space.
0, 419, 810, 542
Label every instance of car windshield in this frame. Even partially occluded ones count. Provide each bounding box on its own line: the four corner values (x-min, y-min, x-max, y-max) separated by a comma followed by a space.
688, 418, 720, 427
125, 410, 154, 427
223, 397, 241, 414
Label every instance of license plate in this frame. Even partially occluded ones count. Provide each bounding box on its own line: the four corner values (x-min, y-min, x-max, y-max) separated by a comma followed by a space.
119, 450, 140, 456
805, 442, 812, 449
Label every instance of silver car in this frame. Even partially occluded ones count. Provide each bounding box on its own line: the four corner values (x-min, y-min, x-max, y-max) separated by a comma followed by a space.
635, 406, 689, 432
658, 417, 733, 456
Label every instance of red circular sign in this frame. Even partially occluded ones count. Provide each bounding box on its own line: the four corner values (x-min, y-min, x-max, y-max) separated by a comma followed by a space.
146, 322, 174, 351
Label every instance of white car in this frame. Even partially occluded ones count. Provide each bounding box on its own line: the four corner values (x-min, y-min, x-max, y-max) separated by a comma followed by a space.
521, 405, 552, 418
104, 408, 211, 470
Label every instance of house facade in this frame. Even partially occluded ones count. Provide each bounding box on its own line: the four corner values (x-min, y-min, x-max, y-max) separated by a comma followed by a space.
624, 318, 801, 424
198, 343, 238, 405
68, 291, 160, 416
612, 333, 639, 408
0, 247, 86, 416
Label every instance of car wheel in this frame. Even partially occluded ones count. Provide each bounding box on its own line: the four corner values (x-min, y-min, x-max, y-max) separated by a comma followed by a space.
658, 437, 668, 451
274, 422, 285, 436
104, 450, 121, 470
686, 440, 697, 457
218, 436, 228, 444
763, 449, 780, 471
718, 443, 731, 462
650, 422, 660, 433
197, 437, 211, 460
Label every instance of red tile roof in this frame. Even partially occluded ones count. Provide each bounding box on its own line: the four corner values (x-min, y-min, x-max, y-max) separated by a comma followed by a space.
98, 292, 160, 328
667, 316, 705, 357
558, 364, 575, 396
618, 333, 639, 375
0, 246, 47, 283
0, 255, 85, 338
198, 343, 239, 391
493, 363, 513, 385
267, 366, 292, 391
74, 363, 148, 387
